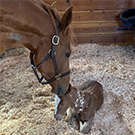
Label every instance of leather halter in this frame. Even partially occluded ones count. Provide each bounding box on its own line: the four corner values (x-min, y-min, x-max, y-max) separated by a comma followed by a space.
30, 22, 70, 85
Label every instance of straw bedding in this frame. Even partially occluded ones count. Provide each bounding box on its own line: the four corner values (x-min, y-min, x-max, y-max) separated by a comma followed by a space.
0, 44, 135, 135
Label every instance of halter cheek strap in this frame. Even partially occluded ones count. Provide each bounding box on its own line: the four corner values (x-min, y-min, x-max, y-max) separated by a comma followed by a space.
30, 21, 70, 85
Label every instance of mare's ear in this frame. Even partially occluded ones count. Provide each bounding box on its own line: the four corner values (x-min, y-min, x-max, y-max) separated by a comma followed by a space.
61, 7, 73, 33
51, 1, 57, 8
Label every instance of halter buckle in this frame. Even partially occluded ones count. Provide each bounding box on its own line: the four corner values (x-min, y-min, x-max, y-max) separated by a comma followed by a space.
52, 35, 60, 46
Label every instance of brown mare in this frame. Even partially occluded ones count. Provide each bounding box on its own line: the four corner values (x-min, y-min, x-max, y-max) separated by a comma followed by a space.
0, 0, 74, 97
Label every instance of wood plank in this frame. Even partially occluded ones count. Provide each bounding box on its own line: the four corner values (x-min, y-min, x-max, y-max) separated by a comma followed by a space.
72, 22, 119, 33
71, 22, 134, 34
72, 22, 121, 28
72, 21, 121, 24
73, 26, 133, 34
76, 32, 134, 36
75, 34, 134, 45
60, 10, 122, 22
43, 0, 135, 11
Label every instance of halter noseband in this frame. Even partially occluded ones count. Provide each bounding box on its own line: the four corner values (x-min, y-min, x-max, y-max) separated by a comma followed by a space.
30, 22, 70, 85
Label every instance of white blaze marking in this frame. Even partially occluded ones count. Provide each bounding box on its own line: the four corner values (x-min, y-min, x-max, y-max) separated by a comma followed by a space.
54, 95, 61, 115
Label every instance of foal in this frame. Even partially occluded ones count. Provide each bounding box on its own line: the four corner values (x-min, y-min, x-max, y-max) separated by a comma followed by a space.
55, 80, 104, 134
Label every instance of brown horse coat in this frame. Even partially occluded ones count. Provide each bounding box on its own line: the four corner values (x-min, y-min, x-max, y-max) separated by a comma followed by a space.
0, 0, 74, 96
55, 80, 104, 133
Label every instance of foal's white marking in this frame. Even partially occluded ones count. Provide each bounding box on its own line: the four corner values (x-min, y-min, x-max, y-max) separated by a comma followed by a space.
80, 121, 86, 131
79, 121, 83, 130
54, 95, 61, 115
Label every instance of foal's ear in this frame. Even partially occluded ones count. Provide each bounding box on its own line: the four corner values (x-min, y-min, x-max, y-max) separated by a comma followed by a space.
61, 7, 73, 32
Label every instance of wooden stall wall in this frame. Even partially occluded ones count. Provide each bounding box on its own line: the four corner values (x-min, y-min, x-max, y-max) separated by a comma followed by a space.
44, 0, 135, 45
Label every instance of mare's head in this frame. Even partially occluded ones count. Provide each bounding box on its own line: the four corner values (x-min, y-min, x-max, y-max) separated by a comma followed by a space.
0, 0, 74, 96
33, 2, 74, 96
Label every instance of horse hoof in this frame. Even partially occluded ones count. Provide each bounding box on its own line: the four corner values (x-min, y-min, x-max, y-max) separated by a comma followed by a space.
54, 114, 62, 121
80, 127, 91, 134
80, 121, 92, 134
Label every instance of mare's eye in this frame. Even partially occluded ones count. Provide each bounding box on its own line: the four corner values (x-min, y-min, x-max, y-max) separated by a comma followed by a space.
65, 52, 71, 58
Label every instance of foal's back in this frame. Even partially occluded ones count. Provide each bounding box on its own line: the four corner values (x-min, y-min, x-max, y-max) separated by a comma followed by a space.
81, 80, 103, 110
78, 80, 104, 121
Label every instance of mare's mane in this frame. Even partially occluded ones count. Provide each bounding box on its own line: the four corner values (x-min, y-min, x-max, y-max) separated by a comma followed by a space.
41, 1, 75, 44
36, 0, 75, 44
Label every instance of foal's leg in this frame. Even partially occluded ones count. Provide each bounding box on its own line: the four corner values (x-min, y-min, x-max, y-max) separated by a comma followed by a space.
66, 107, 79, 130
80, 97, 95, 134
71, 116, 80, 130
65, 107, 73, 122
80, 117, 93, 134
